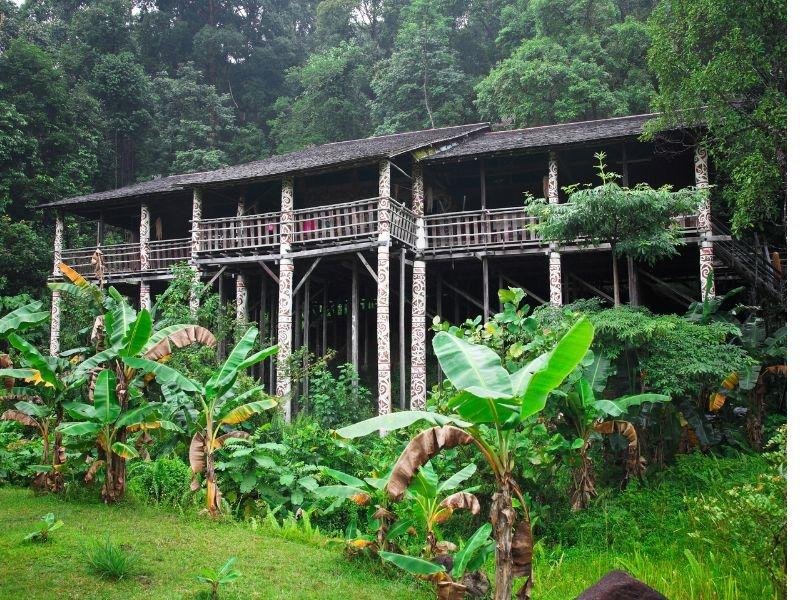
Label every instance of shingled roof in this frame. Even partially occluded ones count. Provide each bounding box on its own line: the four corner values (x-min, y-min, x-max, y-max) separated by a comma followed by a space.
424, 113, 660, 162
186, 122, 489, 187
42, 122, 490, 208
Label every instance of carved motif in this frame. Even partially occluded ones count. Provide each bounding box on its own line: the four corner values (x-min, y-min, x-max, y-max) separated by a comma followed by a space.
700, 242, 716, 299
49, 290, 60, 357
376, 245, 391, 415
548, 152, 559, 204
280, 177, 294, 250
53, 215, 64, 277
236, 274, 247, 323
549, 251, 563, 306
276, 258, 294, 417
410, 260, 427, 410
140, 204, 150, 271
694, 146, 711, 233
140, 282, 151, 311
378, 160, 391, 239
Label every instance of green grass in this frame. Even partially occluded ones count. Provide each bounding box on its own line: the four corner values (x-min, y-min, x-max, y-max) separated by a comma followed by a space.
0, 487, 431, 600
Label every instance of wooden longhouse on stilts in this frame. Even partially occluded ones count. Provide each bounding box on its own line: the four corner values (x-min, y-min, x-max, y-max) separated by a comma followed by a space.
42, 113, 781, 418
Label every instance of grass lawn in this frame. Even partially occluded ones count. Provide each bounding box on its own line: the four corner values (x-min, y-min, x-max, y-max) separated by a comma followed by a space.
0, 487, 431, 600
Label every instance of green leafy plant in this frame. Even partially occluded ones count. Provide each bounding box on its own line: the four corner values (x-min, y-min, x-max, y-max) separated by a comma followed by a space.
24, 512, 63, 542
195, 557, 241, 599
139, 326, 278, 516
379, 522, 494, 600
86, 537, 139, 580
336, 316, 594, 600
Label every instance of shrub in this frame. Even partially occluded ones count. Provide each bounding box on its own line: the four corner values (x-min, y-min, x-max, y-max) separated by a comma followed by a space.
301, 362, 373, 429
86, 537, 140, 580
0, 421, 42, 485
128, 456, 193, 508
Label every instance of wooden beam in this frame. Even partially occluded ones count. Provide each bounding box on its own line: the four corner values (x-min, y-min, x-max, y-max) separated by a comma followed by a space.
568, 272, 614, 303
356, 251, 378, 284
258, 261, 279, 284
292, 257, 321, 296
480, 160, 486, 210
442, 278, 495, 316
638, 269, 696, 305
200, 266, 227, 297
398, 248, 406, 410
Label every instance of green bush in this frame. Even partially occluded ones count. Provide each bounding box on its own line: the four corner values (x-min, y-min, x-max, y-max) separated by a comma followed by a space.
0, 421, 42, 485
128, 456, 193, 508
86, 537, 140, 580
300, 362, 373, 429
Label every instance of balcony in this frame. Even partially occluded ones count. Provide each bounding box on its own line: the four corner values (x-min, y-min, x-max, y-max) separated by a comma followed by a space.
59, 238, 190, 279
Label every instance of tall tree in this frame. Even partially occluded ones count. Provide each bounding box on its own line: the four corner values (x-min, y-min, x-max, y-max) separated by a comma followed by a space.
269, 42, 374, 153
371, 0, 475, 133
646, 0, 786, 235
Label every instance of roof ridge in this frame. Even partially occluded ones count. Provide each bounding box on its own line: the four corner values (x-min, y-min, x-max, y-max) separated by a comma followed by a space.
486, 112, 658, 136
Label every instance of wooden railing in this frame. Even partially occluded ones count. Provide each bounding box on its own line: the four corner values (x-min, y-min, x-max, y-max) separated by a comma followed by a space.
60, 243, 140, 277
390, 199, 417, 248
425, 207, 544, 254
150, 238, 191, 270
291, 198, 379, 246
59, 239, 190, 278
197, 212, 281, 254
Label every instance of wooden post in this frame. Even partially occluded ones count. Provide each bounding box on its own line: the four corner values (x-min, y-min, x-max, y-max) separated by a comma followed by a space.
322, 285, 328, 353
547, 151, 563, 306
269, 290, 276, 394
217, 273, 225, 361
695, 145, 715, 299
235, 194, 248, 324
189, 188, 203, 315
376, 159, 392, 416
303, 281, 310, 397
276, 177, 294, 419
621, 144, 639, 306
351, 260, 359, 396
480, 160, 487, 210
398, 248, 406, 410
139, 203, 151, 310
410, 163, 428, 410
482, 256, 489, 323
436, 275, 442, 386
49, 213, 64, 356
259, 277, 267, 382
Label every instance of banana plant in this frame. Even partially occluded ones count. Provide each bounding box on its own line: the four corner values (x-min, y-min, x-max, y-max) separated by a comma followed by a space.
52, 266, 215, 503
379, 522, 494, 600
0, 300, 50, 395
135, 327, 278, 516
59, 368, 182, 497
560, 353, 669, 510
401, 463, 481, 556
0, 332, 84, 492
335, 316, 595, 600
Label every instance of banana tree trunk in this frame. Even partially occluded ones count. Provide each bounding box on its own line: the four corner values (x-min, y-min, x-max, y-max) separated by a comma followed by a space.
491, 478, 515, 600
101, 447, 126, 503
206, 438, 221, 515
570, 446, 596, 511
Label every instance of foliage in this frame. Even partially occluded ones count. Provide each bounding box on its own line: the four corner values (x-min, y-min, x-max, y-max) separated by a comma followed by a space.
86, 536, 140, 581
195, 557, 241, 599
646, 0, 786, 234
686, 426, 786, 593
527, 152, 702, 303
300, 361, 373, 429
24, 512, 63, 542
127, 456, 193, 508
0, 421, 42, 484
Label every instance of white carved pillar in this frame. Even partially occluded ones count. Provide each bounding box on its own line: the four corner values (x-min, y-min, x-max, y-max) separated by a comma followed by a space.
409, 163, 427, 410
235, 195, 248, 323
49, 214, 64, 356
139, 203, 151, 310
276, 177, 294, 419
376, 160, 392, 416
547, 151, 563, 306
694, 145, 715, 299
189, 188, 203, 315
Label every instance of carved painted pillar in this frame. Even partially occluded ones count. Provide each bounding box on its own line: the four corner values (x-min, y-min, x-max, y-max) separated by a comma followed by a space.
235, 196, 248, 323
49, 214, 64, 356
189, 188, 203, 315
139, 203, 151, 310
276, 177, 294, 419
547, 151, 563, 306
409, 163, 427, 410
376, 160, 392, 416
695, 145, 715, 298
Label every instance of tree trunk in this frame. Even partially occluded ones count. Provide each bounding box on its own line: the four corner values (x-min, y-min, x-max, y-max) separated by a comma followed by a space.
206, 440, 221, 515
611, 254, 621, 306
569, 447, 596, 511
101, 448, 126, 503
491, 478, 515, 600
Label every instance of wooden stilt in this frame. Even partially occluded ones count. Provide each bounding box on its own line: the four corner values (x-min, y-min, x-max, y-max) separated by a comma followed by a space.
217, 274, 225, 361
482, 256, 489, 323
322, 285, 328, 353
259, 278, 267, 381
49, 214, 64, 357
436, 275, 442, 385
398, 248, 406, 410
351, 260, 359, 396
303, 281, 310, 397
